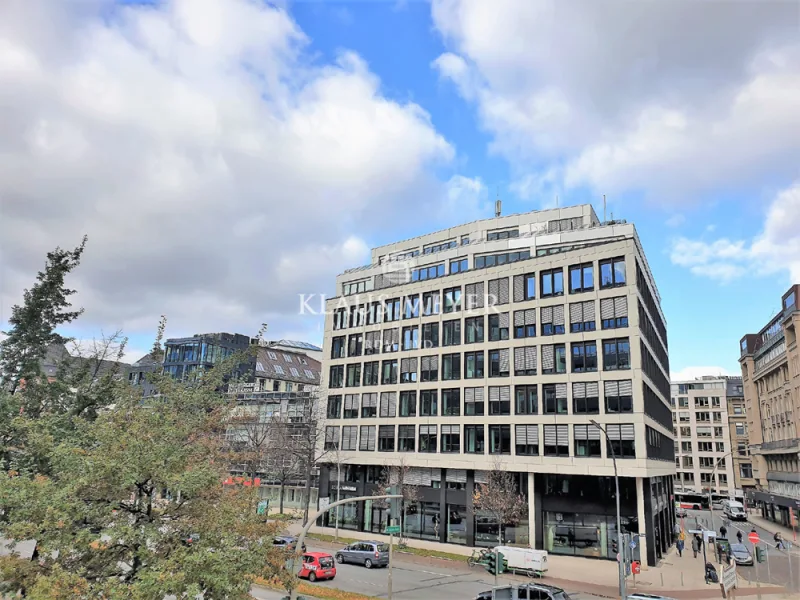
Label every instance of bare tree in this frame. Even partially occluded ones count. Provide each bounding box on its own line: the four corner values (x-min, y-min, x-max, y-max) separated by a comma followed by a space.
373, 459, 420, 545
225, 402, 272, 488
473, 459, 527, 585
265, 413, 305, 514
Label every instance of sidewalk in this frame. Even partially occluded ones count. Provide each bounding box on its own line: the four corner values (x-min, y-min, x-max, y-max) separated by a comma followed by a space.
747, 513, 800, 555
291, 523, 788, 598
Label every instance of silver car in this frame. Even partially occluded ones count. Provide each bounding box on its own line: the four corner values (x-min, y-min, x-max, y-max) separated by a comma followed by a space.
335, 541, 390, 568
730, 543, 754, 566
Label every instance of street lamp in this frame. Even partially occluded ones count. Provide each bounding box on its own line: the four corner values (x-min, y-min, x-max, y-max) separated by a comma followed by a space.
708, 451, 733, 534
591, 420, 626, 600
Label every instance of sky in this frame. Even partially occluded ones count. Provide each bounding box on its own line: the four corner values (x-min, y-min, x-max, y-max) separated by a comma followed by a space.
0, 0, 798, 378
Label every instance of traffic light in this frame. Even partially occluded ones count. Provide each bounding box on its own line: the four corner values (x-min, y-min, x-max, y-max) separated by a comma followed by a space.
612, 538, 618, 554
755, 546, 766, 563
484, 551, 507, 575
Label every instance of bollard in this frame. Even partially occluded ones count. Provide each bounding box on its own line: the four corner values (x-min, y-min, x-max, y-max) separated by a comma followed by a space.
681, 571, 684, 587
661, 573, 664, 587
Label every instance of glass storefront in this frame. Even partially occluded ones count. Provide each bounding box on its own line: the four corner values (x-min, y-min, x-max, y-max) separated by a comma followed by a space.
474, 511, 530, 547
447, 504, 467, 545
402, 502, 440, 541
336, 495, 359, 530
545, 512, 640, 561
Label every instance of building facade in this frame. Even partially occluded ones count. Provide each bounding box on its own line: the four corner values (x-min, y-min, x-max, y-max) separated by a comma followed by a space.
163, 332, 252, 380
318, 205, 675, 566
670, 376, 737, 498
739, 285, 800, 528
726, 377, 757, 494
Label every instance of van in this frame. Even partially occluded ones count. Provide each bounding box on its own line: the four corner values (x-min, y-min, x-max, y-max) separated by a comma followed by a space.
493, 546, 548, 576
723, 500, 747, 521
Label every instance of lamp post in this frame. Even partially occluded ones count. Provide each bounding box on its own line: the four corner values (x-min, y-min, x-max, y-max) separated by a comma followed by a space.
592, 420, 626, 600
708, 451, 733, 534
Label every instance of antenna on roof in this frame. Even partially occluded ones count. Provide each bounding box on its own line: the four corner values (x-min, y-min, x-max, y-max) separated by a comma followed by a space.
556, 195, 559, 208
495, 187, 501, 217
603, 194, 606, 223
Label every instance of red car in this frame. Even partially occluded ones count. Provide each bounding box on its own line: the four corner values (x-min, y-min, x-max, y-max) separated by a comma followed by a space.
298, 552, 336, 582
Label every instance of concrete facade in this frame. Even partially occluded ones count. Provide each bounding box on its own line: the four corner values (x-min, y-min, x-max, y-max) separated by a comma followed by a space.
318, 205, 675, 566
739, 284, 800, 528
670, 376, 738, 497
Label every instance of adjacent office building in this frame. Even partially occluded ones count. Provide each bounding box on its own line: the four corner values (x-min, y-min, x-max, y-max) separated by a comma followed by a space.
670, 376, 737, 497
739, 285, 800, 528
319, 204, 674, 566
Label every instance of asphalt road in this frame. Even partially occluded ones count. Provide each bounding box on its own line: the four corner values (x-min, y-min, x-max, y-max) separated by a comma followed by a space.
681, 508, 799, 591
270, 542, 607, 600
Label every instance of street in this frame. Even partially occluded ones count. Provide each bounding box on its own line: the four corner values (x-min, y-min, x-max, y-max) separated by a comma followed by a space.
255, 542, 608, 600
681, 508, 799, 591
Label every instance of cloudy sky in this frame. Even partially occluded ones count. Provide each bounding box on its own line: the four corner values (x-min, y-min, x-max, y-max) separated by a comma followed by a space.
1, 0, 798, 377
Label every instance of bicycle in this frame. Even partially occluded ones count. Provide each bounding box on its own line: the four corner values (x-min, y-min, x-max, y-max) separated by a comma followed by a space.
467, 547, 492, 568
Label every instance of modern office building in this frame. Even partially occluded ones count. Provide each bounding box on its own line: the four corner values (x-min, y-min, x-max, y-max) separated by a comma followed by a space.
163, 332, 252, 380
739, 285, 800, 528
670, 376, 737, 498
318, 204, 674, 566
726, 377, 757, 494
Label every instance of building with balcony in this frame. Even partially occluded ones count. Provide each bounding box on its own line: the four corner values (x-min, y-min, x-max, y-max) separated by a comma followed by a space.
739, 285, 800, 528
318, 204, 675, 566
670, 376, 737, 498
163, 332, 252, 381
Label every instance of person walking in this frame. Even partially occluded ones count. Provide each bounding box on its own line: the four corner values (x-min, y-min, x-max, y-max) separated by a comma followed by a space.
720, 524, 728, 539
676, 530, 685, 557
774, 531, 784, 550
736, 530, 743, 544
692, 533, 701, 558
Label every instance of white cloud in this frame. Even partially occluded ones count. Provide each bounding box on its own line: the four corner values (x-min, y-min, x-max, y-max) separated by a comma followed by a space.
665, 214, 685, 228
0, 0, 456, 341
669, 182, 800, 282
431, 0, 800, 203
439, 175, 492, 224
671, 366, 738, 382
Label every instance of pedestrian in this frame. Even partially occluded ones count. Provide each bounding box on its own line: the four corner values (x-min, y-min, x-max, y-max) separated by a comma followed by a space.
736, 530, 743, 544
692, 534, 701, 558
676, 536, 685, 557
774, 532, 784, 550
720, 524, 727, 539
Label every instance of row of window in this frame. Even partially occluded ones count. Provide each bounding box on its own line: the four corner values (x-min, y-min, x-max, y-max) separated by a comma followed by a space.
330, 297, 629, 358
332, 257, 629, 331
326, 380, 634, 419
677, 441, 727, 453
328, 338, 631, 387
671, 396, 723, 408
674, 425, 728, 438
324, 422, 637, 458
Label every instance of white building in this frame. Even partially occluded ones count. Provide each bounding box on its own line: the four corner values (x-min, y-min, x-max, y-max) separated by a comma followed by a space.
318, 204, 675, 566
670, 376, 737, 499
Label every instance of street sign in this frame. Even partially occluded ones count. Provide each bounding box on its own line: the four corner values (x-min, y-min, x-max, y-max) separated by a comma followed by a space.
384, 525, 401, 534
748, 531, 759, 544
319, 497, 330, 511
631, 561, 641, 575
722, 565, 737, 592
256, 500, 269, 515
629, 540, 637, 550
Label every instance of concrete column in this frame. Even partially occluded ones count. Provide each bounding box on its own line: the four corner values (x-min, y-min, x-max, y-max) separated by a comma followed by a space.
527, 471, 536, 548
636, 476, 649, 568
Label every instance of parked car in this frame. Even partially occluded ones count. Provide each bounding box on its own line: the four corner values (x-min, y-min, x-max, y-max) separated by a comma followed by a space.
476, 583, 571, 600
335, 541, 390, 568
298, 552, 336, 582
730, 543, 754, 566
273, 536, 306, 553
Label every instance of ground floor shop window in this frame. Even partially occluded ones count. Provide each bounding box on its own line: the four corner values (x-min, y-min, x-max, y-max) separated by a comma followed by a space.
447, 504, 467, 544
544, 512, 639, 560
474, 510, 529, 547
338, 499, 359, 530
402, 502, 440, 541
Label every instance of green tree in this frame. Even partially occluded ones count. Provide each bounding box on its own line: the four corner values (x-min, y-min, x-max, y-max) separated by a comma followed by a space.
0, 360, 288, 599
0, 235, 87, 394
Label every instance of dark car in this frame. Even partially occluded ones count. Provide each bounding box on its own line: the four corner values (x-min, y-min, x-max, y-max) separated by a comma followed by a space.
477, 583, 571, 600
273, 536, 306, 553
335, 541, 390, 568
730, 543, 754, 566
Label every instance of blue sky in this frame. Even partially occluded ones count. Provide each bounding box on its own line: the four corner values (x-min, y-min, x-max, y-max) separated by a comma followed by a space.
0, 0, 798, 377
